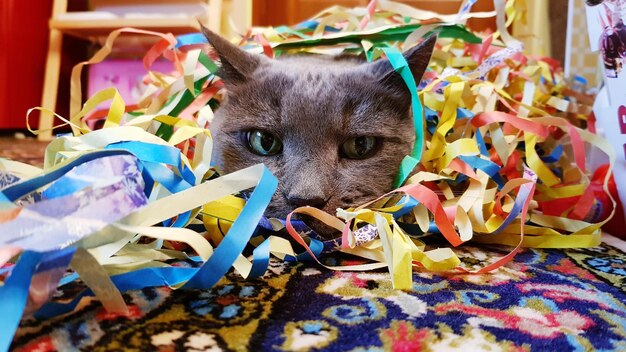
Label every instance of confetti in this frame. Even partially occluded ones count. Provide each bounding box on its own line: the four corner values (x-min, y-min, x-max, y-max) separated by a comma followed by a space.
0, 0, 616, 348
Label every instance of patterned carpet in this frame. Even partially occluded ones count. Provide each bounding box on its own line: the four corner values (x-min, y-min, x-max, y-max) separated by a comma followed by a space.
0, 137, 47, 167
10, 236, 626, 351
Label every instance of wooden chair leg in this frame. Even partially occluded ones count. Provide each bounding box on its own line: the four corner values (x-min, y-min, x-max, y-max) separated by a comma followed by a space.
229, 0, 253, 36
38, 29, 63, 141
208, 0, 223, 32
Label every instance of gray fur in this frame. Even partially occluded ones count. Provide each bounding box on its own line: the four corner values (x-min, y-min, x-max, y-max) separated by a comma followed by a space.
202, 26, 436, 236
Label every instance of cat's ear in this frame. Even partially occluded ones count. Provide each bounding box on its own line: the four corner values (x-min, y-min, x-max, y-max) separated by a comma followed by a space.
200, 25, 265, 85
369, 34, 437, 90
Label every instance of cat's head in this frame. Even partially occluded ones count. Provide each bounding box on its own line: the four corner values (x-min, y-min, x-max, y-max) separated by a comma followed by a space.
202, 27, 435, 237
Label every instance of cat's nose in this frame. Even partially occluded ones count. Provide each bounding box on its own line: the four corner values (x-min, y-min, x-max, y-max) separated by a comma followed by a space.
283, 191, 327, 208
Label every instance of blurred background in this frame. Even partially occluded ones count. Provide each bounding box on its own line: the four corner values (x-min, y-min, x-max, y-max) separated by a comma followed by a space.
0, 0, 571, 133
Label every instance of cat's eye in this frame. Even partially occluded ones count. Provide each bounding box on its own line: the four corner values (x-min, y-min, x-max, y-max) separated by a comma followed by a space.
341, 136, 378, 159
245, 130, 282, 156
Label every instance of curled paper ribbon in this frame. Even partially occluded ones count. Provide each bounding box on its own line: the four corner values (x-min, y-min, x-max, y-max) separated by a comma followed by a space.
0, 0, 615, 348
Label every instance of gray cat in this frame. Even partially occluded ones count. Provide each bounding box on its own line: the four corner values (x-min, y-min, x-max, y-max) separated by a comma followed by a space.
201, 26, 436, 236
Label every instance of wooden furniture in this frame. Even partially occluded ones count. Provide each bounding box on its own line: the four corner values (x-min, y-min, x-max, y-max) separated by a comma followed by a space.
38, 0, 252, 140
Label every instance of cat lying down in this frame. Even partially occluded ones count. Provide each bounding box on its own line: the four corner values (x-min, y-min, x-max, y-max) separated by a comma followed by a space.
201, 26, 436, 237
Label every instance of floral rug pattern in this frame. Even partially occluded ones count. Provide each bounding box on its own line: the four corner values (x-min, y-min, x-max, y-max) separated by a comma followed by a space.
11, 238, 626, 351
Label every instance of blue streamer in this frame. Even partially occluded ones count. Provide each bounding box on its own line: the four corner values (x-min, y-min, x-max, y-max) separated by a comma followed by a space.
0, 150, 134, 201
248, 238, 271, 278
458, 155, 505, 189
175, 32, 207, 48
540, 145, 563, 163
106, 141, 194, 184
183, 166, 277, 288
295, 20, 319, 30
425, 107, 439, 135
141, 161, 193, 193
105, 141, 197, 226
284, 238, 324, 262
0, 251, 44, 351
475, 129, 490, 156
457, 107, 473, 119
0, 192, 10, 203
35, 247, 76, 273
493, 178, 534, 233
392, 195, 419, 218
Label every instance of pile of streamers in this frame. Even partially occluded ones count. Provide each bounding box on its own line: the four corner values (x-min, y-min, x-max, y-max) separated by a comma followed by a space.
0, 0, 617, 347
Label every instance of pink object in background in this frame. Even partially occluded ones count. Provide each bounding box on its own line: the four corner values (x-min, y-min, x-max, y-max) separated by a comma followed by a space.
87, 59, 173, 107
86, 59, 173, 129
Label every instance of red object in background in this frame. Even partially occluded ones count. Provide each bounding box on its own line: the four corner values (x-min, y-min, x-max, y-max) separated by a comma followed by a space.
592, 164, 626, 239
0, 1, 53, 130
0, 1, 88, 132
